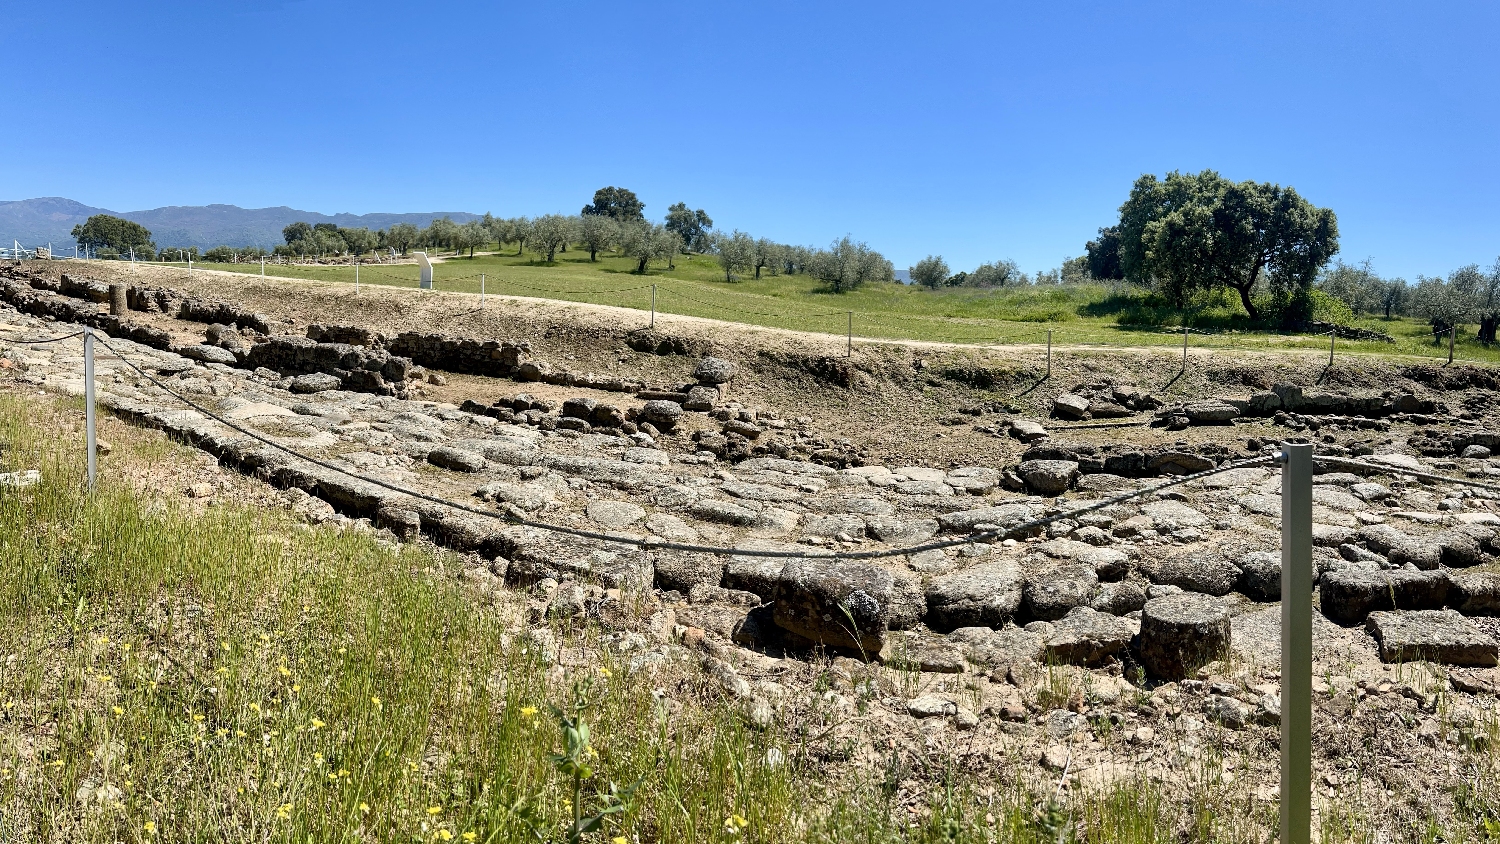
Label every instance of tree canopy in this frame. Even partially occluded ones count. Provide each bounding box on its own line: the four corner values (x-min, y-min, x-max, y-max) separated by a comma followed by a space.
665, 203, 713, 252
529, 215, 574, 262
1084, 227, 1124, 280
72, 214, 154, 254
909, 255, 950, 289
582, 187, 645, 221
1117, 170, 1339, 320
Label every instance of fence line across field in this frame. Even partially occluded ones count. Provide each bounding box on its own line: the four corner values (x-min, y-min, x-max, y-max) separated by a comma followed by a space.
12, 255, 1498, 373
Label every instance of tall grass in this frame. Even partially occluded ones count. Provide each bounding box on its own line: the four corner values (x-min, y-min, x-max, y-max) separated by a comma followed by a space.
2, 392, 1492, 842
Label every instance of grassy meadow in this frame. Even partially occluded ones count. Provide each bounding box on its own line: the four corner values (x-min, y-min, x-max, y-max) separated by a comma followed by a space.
172, 247, 1500, 367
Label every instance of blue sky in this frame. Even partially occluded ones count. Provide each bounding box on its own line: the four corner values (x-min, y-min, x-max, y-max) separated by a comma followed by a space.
5, 1, 1497, 279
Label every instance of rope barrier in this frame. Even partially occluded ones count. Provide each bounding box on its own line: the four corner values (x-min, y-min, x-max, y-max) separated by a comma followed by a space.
1313, 455, 1500, 495
90, 330, 1283, 559
0, 331, 85, 346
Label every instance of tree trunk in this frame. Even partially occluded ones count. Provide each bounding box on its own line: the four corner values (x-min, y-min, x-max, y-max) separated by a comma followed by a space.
755, 263, 762, 279
1235, 283, 1259, 321
589, 247, 597, 262
636, 256, 649, 274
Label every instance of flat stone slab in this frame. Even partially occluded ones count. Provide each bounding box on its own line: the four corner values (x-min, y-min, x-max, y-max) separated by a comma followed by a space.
1366, 610, 1499, 666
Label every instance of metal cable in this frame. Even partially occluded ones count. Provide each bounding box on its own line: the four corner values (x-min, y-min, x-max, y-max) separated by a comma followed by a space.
91, 331, 1276, 559
1313, 455, 1500, 495
0, 331, 84, 345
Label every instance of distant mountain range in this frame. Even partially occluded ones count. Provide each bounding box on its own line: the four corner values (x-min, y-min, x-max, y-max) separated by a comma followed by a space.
0, 197, 483, 250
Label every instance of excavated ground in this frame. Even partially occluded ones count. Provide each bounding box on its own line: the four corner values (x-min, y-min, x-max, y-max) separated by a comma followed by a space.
5, 260, 1500, 837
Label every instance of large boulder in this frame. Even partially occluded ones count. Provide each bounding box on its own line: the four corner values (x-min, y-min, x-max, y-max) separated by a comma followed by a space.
936, 504, 1035, 533
693, 357, 738, 385
1137, 550, 1240, 596
1043, 607, 1138, 667
1018, 460, 1078, 496
1449, 572, 1500, 616
290, 372, 342, 394
924, 560, 1025, 630
772, 560, 923, 652
1236, 551, 1282, 602
1023, 562, 1099, 621
1184, 401, 1239, 424
1366, 610, 1499, 666
1052, 394, 1090, 419
427, 446, 487, 473
1320, 569, 1450, 625
639, 399, 684, 429
1091, 580, 1148, 615
1137, 593, 1231, 681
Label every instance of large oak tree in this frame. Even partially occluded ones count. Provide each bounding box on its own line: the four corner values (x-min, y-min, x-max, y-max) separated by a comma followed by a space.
1118, 170, 1339, 320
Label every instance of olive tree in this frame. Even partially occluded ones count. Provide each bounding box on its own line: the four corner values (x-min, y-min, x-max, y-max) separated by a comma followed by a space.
810, 236, 892, 293
382, 223, 419, 256
714, 230, 755, 281
528, 214, 574, 262
340, 227, 378, 256
909, 255, 950, 289
619, 222, 674, 273
752, 239, 783, 279
577, 214, 618, 262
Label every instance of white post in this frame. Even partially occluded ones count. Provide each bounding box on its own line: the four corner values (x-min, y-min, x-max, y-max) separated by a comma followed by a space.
1182, 324, 1189, 372
650, 284, 657, 328
261, 255, 265, 276
1449, 325, 1457, 365
847, 311, 853, 358
1328, 331, 1335, 368
480, 273, 485, 304
84, 327, 98, 491
414, 252, 434, 290
1046, 329, 1053, 378
356, 260, 360, 293
1279, 442, 1313, 844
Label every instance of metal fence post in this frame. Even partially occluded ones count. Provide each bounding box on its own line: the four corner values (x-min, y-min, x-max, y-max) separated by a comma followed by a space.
1328, 330, 1335, 368
84, 327, 97, 491
260, 255, 265, 276
1449, 326, 1456, 365
650, 285, 657, 329
1182, 324, 1189, 372
1279, 441, 1313, 844
847, 311, 853, 358
480, 273, 485, 304
1046, 329, 1053, 378
356, 260, 360, 293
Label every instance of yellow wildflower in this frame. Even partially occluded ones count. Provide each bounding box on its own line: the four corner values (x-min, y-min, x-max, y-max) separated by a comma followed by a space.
463, 834, 477, 843
249, 703, 261, 714
613, 837, 628, 844
292, 684, 301, 693
437, 831, 453, 842
192, 713, 204, 722
143, 821, 156, 833
310, 718, 325, 730
217, 667, 230, 675
235, 730, 246, 738
427, 806, 443, 816
111, 706, 123, 716
276, 803, 293, 820
518, 706, 538, 719
97, 636, 109, 645
371, 696, 382, 710
599, 666, 612, 678
359, 802, 371, 813
277, 665, 291, 677
338, 647, 347, 654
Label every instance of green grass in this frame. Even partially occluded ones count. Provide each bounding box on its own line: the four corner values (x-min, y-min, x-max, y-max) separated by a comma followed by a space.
177, 245, 1500, 367
5, 390, 1500, 840
0, 393, 1228, 842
